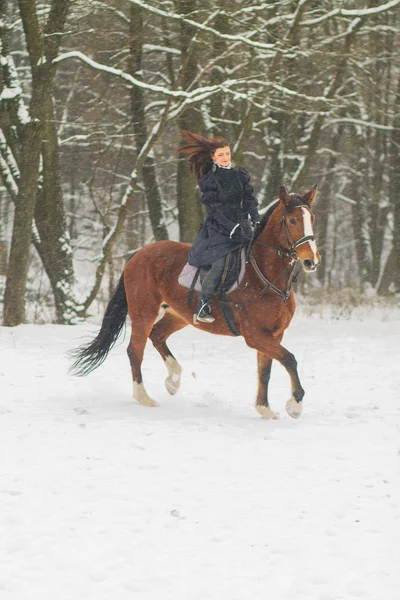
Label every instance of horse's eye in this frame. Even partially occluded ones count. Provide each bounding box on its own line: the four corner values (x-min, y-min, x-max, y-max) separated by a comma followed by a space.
289, 218, 296, 225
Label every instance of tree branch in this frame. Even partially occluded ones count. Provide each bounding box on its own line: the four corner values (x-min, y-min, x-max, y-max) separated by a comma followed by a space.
54, 50, 246, 101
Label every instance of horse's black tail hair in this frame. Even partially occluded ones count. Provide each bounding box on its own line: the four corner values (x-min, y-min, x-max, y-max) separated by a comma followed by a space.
69, 272, 128, 376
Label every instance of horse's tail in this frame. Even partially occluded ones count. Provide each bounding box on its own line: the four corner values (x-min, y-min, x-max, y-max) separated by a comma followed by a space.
69, 272, 128, 376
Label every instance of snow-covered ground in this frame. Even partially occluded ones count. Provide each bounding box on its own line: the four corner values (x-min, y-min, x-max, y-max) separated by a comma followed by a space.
1, 311, 400, 600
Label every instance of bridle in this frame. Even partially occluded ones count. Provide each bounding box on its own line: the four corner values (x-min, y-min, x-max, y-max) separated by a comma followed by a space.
237, 203, 316, 306
280, 204, 316, 258
254, 203, 315, 259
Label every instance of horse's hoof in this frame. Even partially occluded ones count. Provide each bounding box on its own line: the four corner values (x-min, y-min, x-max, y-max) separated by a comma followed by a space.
165, 377, 179, 395
256, 405, 279, 420
286, 397, 302, 419
164, 357, 182, 395
134, 382, 158, 407
137, 396, 158, 407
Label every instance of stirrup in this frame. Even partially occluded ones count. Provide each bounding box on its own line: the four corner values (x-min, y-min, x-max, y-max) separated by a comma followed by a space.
193, 312, 215, 324
193, 301, 215, 324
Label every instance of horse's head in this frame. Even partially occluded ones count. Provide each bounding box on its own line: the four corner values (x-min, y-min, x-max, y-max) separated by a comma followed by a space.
275, 185, 321, 273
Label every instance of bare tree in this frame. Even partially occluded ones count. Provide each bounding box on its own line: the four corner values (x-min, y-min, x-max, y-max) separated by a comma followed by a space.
1, 0, 74, 325
2, 0, 400, 323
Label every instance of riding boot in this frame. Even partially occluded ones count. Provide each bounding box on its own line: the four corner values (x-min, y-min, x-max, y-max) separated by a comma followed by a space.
193, 255, 226, 324
193, 295, 215, 324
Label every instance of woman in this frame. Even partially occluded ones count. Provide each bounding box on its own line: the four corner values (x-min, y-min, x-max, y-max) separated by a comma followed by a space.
179, 130, 260, 324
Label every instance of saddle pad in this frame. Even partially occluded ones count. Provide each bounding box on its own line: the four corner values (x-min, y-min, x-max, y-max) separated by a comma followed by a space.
178, 248, 246, 294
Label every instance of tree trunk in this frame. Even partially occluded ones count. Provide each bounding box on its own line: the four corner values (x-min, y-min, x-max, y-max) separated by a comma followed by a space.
264, 114, 283, 206
3, 0, 45, 325
129, 4, 168, 242
315, 129, 342, 286
350, 181, 373, 290
3, 118, 42, 325
291, 18, 364, 191
35, 0, 77, 322
34, 87, 75, 323
175, 0, 203, 242
381, 75, 400, 292
3, 0, 73, 325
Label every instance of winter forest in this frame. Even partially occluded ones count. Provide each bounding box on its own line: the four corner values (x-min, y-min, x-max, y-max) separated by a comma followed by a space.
0, 0, 399, 325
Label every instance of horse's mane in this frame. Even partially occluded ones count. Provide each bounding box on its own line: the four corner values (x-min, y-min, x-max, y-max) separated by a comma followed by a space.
254, 194, 310, 242
256, 200, 279, 239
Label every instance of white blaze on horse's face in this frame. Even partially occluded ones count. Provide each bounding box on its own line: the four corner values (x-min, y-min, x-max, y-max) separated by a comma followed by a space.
287, 205, 320, 273
279, 185, 320, 273
300, 207, 319, 271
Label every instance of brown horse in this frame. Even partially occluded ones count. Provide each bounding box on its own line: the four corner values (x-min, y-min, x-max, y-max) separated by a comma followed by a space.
71, 185, 320, 419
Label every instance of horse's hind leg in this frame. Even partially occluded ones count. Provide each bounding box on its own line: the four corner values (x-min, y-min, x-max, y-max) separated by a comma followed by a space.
256, 352, 279, 420
149, 308, 188, 395
127, 328, 156, 407
127, 300, 162, 407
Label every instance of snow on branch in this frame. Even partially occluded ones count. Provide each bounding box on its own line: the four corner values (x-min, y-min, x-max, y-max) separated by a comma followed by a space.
335, 193, 357, 206
300, 9, 339, 26
301, 0, 400, 25
0, 130, 20, 184
88, 1, 130, 24
144, 44, 181, 55
230, 2, 280, 16
54, 51, 245, 101
0, 133, 19, 200
0, 48, 30, 124
342, 0, 400, 16
126, 0, 276, 52
0, 157, 18, 199
322, 118, 398, 132
244, 79, 332, 106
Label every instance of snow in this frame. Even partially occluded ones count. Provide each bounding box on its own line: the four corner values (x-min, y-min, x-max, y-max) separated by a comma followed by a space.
0, 87, 22, 101
0, 52, 30, 125
1, 312, 400, 599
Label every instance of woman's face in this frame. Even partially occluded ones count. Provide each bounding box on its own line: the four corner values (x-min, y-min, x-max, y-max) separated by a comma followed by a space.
212, 146, 231, 167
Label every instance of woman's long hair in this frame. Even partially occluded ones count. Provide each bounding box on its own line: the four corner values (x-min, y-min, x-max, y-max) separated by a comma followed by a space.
178, 130, 230, 180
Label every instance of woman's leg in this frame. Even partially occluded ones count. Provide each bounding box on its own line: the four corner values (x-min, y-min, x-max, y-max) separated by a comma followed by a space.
195, 255, 226, 321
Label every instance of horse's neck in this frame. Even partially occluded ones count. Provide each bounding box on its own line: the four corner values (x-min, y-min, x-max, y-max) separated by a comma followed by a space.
257, 214, 282, 257
253, 213, 290, 275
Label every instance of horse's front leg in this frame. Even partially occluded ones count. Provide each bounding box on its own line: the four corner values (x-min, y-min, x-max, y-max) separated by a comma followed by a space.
281, 350, 305, 419
256, 352, 279, 420
246, 333, 305, 419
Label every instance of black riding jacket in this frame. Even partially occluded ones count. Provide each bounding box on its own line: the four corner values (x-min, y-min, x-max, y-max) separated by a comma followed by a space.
188, 165, 260, 267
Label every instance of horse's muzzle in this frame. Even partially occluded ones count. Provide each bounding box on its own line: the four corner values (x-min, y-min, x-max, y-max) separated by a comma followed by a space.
302, 258, 319, 272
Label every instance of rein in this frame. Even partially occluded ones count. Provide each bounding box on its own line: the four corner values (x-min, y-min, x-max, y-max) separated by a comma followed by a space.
249, 255, 298, 303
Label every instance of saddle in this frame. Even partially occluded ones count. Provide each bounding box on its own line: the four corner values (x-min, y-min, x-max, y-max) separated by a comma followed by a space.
178, 248, 246, 336
178, 247, 246, 294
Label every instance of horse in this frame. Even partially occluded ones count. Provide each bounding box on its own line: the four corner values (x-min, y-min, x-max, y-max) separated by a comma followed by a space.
70, 185, 320, 419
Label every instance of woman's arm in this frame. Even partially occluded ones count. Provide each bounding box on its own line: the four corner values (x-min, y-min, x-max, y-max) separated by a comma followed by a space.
238, 168, 260, 223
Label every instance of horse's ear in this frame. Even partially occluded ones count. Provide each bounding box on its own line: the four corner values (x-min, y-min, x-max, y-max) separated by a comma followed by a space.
279, 186, 291, 205
303, 184, 318, 205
